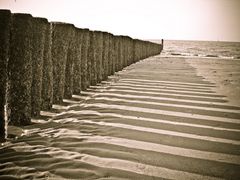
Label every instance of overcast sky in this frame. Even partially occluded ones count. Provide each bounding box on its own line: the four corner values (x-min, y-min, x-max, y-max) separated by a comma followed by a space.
1, 0, 240, 42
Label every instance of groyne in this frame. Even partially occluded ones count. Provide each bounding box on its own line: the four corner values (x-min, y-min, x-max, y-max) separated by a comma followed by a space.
0, 9, 162, 141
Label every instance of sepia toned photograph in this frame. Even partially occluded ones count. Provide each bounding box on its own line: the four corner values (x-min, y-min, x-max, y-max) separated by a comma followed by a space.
0, 0, 240, 179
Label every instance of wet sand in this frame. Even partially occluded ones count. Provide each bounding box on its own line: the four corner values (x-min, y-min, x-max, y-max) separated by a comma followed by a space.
1, 56, 240, 179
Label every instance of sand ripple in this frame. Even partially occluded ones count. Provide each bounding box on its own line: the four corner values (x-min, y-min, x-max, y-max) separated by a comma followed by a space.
1, 56, 240, 179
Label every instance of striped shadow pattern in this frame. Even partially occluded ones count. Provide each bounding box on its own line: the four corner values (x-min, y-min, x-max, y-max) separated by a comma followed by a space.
0, 57, 240, 179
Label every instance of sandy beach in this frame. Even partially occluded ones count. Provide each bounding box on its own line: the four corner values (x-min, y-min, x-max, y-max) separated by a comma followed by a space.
1, 55, 240, 179
187, 58, 240, 106
1, 0, 240, 178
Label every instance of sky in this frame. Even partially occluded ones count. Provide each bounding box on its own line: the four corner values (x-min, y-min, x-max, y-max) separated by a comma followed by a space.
0, 0, 240, 42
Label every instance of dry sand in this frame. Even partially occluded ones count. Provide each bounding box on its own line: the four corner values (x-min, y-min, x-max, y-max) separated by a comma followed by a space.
1, 56, 240, 179
187, 58, 240, 106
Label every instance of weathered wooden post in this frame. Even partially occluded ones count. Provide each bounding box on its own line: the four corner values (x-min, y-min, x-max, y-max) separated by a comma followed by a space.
81, 29, 90, 90
86, 31, 93, 87
136, 39, 140, 62
31, 17, 48, 117
64, 25, 76, 99
126, 37, 130, 66
41, 22, 53, 110
127, 37, 132, 66
132, 39, 137, 63
119, 36, 124, 70
112, 34, 116, 74
8, 13, 33, 126
51, 22, 72, 104
87, 31, 93, 86
130, 38, 134, 65
108, 34, 114, 75
0, 10, 11, 140
73, 28, 83, 95
144, 41, 147, 59
94, 31, 104, 83
88, 31, 96, 86
123, 36, 128, 68
114, 36, 119, 72
102, 32, 109, 80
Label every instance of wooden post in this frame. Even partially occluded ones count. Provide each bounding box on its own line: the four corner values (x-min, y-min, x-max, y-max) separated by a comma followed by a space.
73, 28, 83, 95
31, 17, 48, 117
64, 24, 76, 99
119, 36, 124, 70
114, 36, 119, 72
8, 13, 33, 126
0, 10, 11, 140
88, 31, 95, 86
51, 22, 72, 104
108, 33, 113, 77
94, 31, 104, 83
41, 22, 53, 110
102, 32, 109, 80
123, 36, 127, 68
81, 29, 90, 90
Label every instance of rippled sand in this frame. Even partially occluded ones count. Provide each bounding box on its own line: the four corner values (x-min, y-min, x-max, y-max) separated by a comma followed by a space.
1, 56, 240, 179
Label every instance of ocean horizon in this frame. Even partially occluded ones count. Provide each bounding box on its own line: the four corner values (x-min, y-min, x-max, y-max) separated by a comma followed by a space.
151, 39, 240, 60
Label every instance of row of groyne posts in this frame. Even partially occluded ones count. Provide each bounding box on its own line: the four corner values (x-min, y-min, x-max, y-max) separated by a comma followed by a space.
0, 9, 162, 141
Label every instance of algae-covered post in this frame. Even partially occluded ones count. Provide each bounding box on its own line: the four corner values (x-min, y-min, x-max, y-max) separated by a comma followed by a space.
0, 10, 11, 140
73, 28, 83, 95
51, 22, 72, 104
41, 22, 53, 110
31, 17, 48, 117
81, 29, 90, 90
8, 13, 33, 126
64, 24, 76, 99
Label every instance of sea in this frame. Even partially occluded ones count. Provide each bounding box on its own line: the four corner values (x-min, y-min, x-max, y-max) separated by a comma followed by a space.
153, 40, 240, 60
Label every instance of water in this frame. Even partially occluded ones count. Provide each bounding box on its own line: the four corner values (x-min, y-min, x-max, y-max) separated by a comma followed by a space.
155, 40, 240, 60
